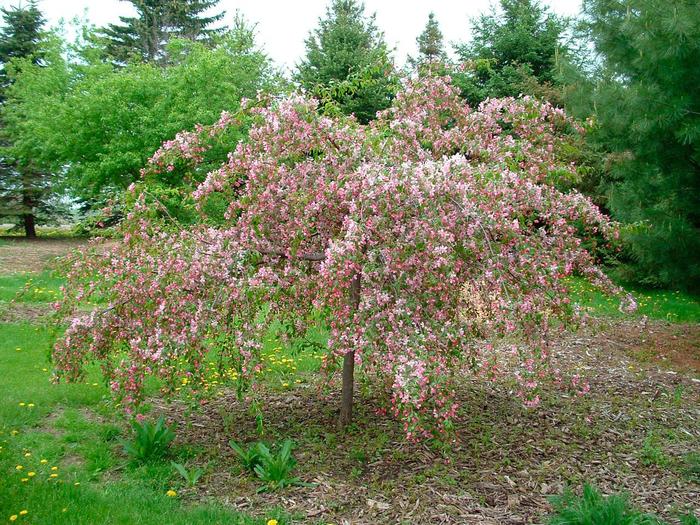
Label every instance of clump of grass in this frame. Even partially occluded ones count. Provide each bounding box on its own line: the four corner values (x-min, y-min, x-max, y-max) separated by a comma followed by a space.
547, 485, 663, 524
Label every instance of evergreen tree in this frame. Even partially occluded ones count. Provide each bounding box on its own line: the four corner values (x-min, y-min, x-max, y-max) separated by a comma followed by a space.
100, 0, 225, 63
167, 0, 225, 41
408, 12, 446, 69
454, 0, 567, 105
569, 0, 700, 289
296, 0, 396, 124
0, 1, 49, 238
0, 0, 44, 97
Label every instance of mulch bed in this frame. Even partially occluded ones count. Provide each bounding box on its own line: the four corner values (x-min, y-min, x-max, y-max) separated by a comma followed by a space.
158, 319, 700, 524
0, 237, 87, 274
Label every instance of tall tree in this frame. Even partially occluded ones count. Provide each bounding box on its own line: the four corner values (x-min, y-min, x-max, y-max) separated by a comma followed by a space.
166, 0, 225, 41
295, 0, 396, 124
408, 12, 446, 70
0, 1, 48, 238
568, 0, 700, 289
454, 0, 568, 105
6, 23, 280, 205
100, 0, 225, 63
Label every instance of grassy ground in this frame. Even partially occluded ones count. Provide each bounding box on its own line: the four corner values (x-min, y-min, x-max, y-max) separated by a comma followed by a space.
1, 240, 699, 524
569, 277, 700, 323
0, 264, 291, 524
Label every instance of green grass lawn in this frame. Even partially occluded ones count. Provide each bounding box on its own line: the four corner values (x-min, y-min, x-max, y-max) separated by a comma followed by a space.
0, 294, 290, 524
568, 277, 700, 323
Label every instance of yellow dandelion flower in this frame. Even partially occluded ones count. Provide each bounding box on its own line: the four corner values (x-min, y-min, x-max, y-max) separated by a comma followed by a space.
20, 478, 28, 483
9, 515, 17, 522
27, 404, 34, 408
50, 473, 58, 478
267, 520, 279, 525
27, 472, 35, 477
24, 453, 31, 457
166, 489, 177, 497
15, 465, 23, 470
51, 466, 58, 471
40, 459, 47, 464
18, 403, 25, 407
19, 511, 27, 516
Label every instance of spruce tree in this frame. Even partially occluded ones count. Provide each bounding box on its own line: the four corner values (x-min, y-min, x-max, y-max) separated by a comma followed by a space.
0, 1, 48, 238
0, 1, 44, 97
296, 0, 396, 124
166, 0, 225, 41
100, 0, 225, 64
409, 12, 446, 69
571, 0, 700, 289
454, 0, 567, 105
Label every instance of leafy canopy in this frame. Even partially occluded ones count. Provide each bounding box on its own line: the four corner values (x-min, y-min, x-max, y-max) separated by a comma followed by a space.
5, 22, 280, 203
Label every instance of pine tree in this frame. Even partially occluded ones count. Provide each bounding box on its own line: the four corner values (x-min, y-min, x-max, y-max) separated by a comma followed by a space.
409, 12, 446, 69
0, 1, 47, 238
296, 0, 396, 124
454, 0, 567, 105
570, 0, 700, 289
100, 0, 225, 64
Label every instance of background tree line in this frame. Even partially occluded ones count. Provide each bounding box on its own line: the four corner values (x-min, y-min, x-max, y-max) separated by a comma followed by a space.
0, 0, 697, 291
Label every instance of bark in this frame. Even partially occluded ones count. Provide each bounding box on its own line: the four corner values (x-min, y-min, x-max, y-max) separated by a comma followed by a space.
23, 212, 36, 238
21, 174, 36, 238
338, 270, 361, 429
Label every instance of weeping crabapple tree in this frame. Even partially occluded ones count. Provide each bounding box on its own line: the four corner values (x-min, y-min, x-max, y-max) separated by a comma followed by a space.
53, 74, 635, 440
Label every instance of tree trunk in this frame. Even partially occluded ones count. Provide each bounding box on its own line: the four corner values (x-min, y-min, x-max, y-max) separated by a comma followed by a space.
21, 178, 36, 238
23, 212, 36, 238
338, 271, 361, 429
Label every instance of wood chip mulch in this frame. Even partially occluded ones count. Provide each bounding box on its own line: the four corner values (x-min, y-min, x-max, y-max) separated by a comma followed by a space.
155, 319, 700, 524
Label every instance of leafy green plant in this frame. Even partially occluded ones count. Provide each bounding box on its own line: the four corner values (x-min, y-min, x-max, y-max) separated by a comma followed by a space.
229, 439, 264, 472
680, 514, 699, 525
639, 433, 669, 467
122, 416, 175, 463
547, 485, 663, 525
683, 452, 700, 482
171, 461, 205, 487
253, 440, 306, 492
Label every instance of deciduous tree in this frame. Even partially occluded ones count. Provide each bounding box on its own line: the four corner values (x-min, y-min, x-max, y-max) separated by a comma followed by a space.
53, 74, 633, 439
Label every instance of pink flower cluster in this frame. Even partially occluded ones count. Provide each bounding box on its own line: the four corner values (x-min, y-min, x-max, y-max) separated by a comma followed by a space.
54, 73, 632, 438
